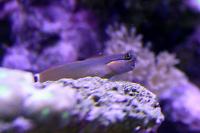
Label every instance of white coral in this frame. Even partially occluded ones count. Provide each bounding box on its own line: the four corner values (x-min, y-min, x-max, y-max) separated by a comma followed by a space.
105, 24, 188, 95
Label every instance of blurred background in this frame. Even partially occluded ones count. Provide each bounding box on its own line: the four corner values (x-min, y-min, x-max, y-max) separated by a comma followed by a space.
1, 0, 200, 132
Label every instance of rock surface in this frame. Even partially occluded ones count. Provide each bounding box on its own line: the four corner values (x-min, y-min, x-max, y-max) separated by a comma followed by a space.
0, 67, 164, 133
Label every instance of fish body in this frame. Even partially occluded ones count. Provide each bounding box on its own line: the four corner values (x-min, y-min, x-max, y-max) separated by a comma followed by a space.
36, 51, 136, 82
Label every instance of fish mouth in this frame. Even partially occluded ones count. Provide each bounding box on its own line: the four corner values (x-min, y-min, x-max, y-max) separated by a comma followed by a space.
129, 59, 136, 69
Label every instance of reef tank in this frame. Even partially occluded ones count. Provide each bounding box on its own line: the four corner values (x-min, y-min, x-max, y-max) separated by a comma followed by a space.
0, 0, 200, 133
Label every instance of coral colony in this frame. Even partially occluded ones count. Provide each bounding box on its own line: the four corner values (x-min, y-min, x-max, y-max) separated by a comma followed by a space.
1, 0, 200, 133
0, 68, 164, 132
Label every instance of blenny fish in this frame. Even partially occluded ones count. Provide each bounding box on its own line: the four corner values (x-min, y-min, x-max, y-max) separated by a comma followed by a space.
35, 51, 136, 82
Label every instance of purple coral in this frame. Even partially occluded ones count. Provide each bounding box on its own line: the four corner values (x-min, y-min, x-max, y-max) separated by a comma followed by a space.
160, 83, 200, 132
185, 0, 200, 12
1, 0, 101, 72
2, 46, 34, 71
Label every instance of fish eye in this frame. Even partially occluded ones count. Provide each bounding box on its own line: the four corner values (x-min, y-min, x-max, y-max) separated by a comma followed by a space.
124, 52, 132, 60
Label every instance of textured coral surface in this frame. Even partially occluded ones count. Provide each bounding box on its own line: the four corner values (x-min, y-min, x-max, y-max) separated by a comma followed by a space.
0, 67, 164, 133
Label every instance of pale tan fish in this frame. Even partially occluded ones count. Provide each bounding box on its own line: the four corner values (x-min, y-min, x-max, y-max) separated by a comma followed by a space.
35, 51, 136, 82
